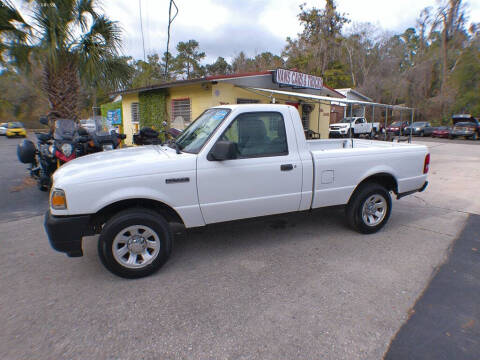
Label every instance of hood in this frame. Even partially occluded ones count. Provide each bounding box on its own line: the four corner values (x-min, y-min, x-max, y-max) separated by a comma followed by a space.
52, 145, 196, 186
330, 123, 350, 127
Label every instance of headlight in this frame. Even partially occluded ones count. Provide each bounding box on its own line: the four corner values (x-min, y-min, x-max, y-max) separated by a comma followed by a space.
61, 143, 73, 157
51, 189, 67, 210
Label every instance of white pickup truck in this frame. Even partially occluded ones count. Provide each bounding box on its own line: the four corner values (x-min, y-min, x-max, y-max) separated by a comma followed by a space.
45, 104, 429, 278
329, 117, 381, 138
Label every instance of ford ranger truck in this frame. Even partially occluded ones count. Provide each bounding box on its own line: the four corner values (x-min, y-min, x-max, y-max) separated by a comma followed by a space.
45, 104, 429, 278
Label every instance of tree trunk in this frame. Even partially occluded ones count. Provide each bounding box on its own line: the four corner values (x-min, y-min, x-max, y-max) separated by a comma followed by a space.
441, 13, 448, 96
43, 59, 80, 122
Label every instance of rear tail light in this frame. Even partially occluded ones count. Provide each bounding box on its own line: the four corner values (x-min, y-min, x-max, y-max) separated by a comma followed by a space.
423, 153, 430, 174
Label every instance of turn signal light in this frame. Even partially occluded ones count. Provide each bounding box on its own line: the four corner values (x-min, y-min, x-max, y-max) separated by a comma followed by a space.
51, 189, 67, 210
423, 154, 430, 174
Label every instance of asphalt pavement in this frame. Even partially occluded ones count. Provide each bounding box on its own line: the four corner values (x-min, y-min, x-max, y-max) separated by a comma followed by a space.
0, 135, 479, 360
0, 135, 48, 223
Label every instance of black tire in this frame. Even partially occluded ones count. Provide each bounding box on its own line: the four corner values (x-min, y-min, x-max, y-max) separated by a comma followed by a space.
346, 183, 392, 234
98, 208, 173, 278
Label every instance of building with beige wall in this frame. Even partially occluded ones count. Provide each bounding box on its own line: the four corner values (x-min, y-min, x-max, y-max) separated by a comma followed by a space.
113, 70, 345, 144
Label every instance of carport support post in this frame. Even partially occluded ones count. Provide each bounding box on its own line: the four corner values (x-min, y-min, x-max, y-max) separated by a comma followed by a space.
410, 109, 414, 143
350, 102, 354, 147
384, 106, 388, 141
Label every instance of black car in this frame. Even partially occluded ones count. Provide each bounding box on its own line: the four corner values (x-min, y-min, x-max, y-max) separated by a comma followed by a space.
404, 122, 434, 136
450, 115, 479, 140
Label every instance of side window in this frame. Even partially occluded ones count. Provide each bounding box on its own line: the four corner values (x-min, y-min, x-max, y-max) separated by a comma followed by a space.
171, 98, 192, 128
131, 102, 140, 124
220, 112, 288, 158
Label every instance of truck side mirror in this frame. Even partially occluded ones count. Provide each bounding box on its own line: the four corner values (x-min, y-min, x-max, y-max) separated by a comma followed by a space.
208, 140, 237, 161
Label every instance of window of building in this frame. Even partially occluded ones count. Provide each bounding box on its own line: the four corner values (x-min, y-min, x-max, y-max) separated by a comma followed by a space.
220, 112, 288, 158
131, 102, 140, 124
236, 99, 260, 104
171, 98, 191, 126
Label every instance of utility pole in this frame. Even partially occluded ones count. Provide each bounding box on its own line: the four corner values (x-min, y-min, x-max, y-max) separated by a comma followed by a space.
165, 0, 178, 79
139, 0, 146, 61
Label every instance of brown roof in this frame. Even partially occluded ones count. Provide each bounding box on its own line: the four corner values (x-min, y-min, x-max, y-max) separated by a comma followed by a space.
115, 70, 345, 98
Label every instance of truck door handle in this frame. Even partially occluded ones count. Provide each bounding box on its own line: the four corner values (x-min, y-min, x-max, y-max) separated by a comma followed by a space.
280, 164, 294, 171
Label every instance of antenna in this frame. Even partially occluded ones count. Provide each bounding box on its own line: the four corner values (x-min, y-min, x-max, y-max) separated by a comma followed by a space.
139, 0, 146, 61
165, 0, 178, 79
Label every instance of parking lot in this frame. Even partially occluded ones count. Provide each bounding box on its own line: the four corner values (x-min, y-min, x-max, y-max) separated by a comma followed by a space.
0, 134, 479, 359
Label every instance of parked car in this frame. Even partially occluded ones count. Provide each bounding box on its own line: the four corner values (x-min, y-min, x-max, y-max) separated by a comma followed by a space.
431, 126, 451, 138
0, 122, 7, 135
404, 122, 434, 136
329, 117, 380, 138
6, 121, 26, 138
386, 121, 410, 136
45, 104, 430, 278
450, 114, 479, 140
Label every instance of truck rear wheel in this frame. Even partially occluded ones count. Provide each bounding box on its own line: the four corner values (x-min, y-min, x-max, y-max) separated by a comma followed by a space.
98, 208, 172, 278
346, 183, 392, 234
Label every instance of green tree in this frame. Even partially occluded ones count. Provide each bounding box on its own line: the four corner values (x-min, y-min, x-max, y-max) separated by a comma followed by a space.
2, 0, 131, 121
173, 39, 205, 79
131, 54, 164, 88
206, 56, 231, 76
0, 0, 29, 66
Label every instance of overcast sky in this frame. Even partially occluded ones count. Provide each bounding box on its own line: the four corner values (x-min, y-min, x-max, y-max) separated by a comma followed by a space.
15, 0, 480, 63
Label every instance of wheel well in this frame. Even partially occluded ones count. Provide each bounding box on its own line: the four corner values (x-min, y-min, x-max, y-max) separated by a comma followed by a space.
354, 173, 398, 196
91, 198, 184, 230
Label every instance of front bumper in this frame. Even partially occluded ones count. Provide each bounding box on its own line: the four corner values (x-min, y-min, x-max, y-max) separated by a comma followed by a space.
6, 130, 26, 137
44, 211, 92, 257
329, 129, 349, 137
404, 129, 422, 135
451, 131, 474, 137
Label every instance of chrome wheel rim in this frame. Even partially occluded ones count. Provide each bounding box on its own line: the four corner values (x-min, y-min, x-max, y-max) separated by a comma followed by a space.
361, 194, 387, 227
112, 225, 160, 269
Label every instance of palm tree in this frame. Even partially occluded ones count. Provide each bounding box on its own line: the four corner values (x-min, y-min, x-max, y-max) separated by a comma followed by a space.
2, 0, 131, 120
0, 0, 29, 66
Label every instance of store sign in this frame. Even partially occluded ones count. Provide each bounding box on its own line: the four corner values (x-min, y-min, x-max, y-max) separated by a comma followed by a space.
274, 69, 323, 90
107, 109, 122, 125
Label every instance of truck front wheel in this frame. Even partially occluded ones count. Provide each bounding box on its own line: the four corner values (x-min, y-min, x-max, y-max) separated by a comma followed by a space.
346, 183, 392, 234
98, 208, 172, 278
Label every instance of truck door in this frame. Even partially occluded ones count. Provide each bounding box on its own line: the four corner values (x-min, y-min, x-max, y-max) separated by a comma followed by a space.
196, 110, 303, 224
357, 118, 366, 133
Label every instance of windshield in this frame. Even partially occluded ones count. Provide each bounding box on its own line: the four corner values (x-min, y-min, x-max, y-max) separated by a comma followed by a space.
454, 122, 475, 127
390, 122, 403, 126
9, 122, 23, 128
340, 118, 355, 123
411, 122, 425, 126
54, 119, 77, 140
175, 108, 230, 153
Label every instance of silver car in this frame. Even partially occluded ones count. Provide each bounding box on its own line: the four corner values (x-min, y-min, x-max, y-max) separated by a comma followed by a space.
0, 122, 8, 136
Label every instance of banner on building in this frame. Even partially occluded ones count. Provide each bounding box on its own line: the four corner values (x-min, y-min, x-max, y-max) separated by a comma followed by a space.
274, 69, 323, 90
107, 109, 122, 125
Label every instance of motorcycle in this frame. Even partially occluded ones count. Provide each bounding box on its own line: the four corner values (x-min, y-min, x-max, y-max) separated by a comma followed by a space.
17, 117, 125, 191
133, 122, 182, 146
